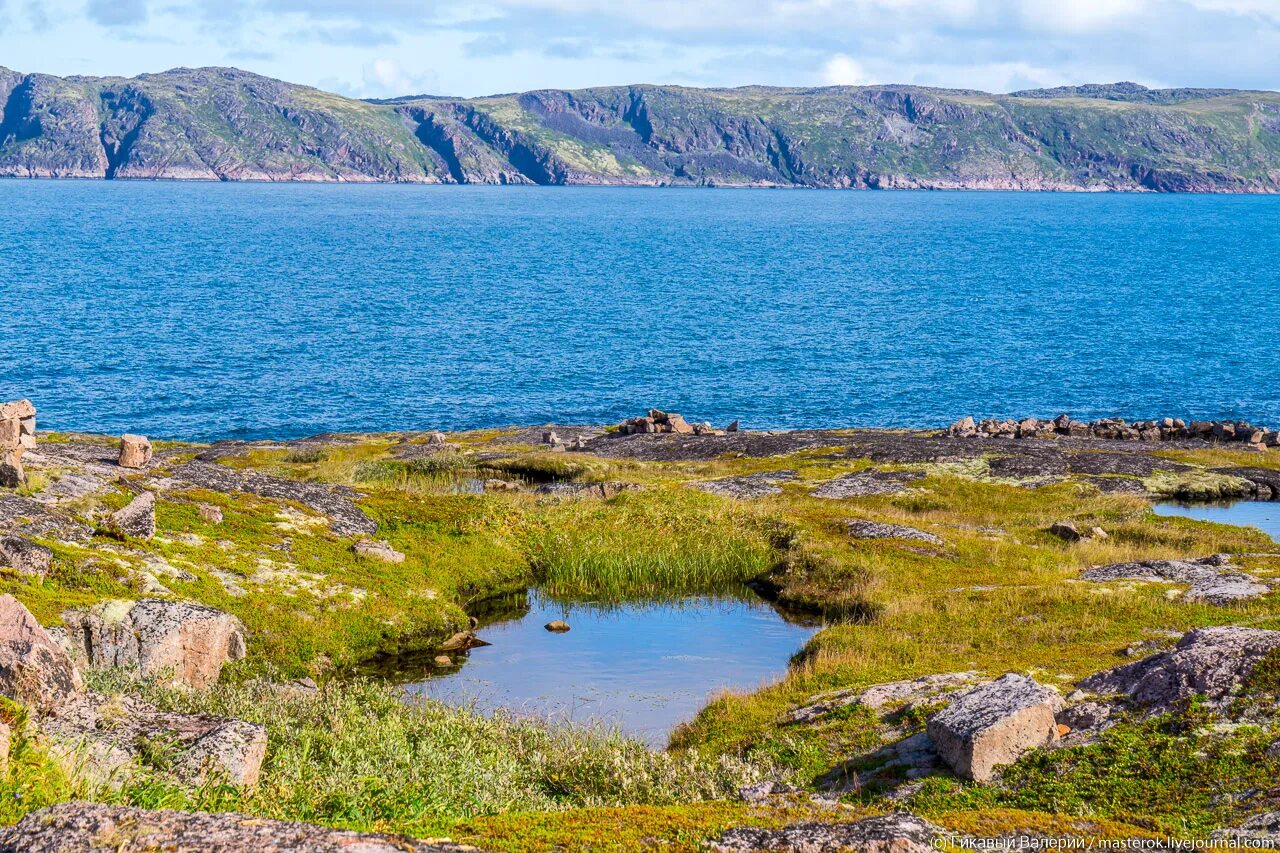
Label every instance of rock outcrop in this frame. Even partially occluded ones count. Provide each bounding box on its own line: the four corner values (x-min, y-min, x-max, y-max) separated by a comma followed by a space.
691, 470, 796, 499
948, 413, 1280, 448
353, 539, 406, 563
0, 535, 53, 577
0, 400, 35, 488
710, 812, 953, 853
117, 434, 154, 468
812, 469, 923, 499
0, 803, 483, 852
109, 491, 156, 539
1080, 556, 1270, 604
0, 593, 83, 712
926, 673, 1062, 782
843, 520, 942, 546
1078, 626, 1280, 713
60, 598, 247, 688
41, 693, 267, 787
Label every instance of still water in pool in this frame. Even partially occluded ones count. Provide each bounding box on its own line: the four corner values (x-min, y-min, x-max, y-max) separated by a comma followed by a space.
389, 591, 820, 747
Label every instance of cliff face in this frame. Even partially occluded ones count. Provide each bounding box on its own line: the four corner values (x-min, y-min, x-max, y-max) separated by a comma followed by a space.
2, 67, 1279, 191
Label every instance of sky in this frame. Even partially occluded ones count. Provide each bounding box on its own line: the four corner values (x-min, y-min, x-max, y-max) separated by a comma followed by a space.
2, 0, 1280, 99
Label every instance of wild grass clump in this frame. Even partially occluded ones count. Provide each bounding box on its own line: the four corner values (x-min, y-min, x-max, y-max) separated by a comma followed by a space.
525, 494, 773, 600
352, 454, 474, 493
115, 678, 767, 835
284, 447, 326, 464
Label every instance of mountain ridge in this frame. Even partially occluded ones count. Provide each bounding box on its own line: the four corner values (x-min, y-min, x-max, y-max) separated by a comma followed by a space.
3, 65, 1280, 191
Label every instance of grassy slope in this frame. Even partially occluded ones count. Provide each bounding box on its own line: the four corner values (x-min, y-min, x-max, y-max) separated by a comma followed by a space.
4, 431, 1280, 848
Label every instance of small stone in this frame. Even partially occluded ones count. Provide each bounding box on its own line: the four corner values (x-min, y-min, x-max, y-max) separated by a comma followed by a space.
542, 430, 560, 445
352, 539, 405, 563
544, 620, 571, 633
1089, 526, 1109, 540
439, 631, 489, 652
110, 491, 156, 539
433, 655, 453, 667
0, 535, 53, 577
118, 434, 154, 469
197, 503, 224, 524
1049, 521, 1083, 542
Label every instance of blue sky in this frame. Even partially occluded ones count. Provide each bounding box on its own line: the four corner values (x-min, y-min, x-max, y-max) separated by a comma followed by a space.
3, 0, 1280, 98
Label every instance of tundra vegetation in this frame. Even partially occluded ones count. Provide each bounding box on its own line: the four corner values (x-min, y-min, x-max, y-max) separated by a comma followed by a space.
3, 418, 1280, 851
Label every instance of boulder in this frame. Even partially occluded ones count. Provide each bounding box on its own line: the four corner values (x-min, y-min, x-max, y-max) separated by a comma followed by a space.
926, 673, 1062, 782
109, 491, 156, 539
1048, 521, 1083, 542
427, 431, 447, 445
1078, 626, 1280, 713
0, 803, 482, 853
787, 671, 981, 725
197, 503, 224, 523
947, 416, 977, 437
0, 594, 83, 712
710, 813, 953, 853
0, 450, 24, 488
544, 620, 571, 633
726, 420, 740, 432
438, 631, 489, 652
42, 692, 267, 788
353, 539, 405, 563
666, 414, 694, 434
118, 434, 154, 469
60, 599, 247, 689
0, 535, 53, 577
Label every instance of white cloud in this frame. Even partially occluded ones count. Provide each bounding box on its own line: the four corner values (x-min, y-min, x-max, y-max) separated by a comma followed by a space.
822, 54, 866, 85
360, 58, 439, 97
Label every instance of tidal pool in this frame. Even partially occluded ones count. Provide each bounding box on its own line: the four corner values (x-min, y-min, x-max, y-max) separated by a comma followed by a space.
383, 591, 821, 747
1154, 500, 1280, 542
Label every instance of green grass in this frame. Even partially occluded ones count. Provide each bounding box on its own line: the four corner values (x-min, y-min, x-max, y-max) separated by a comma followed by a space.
88, 675, 767, 836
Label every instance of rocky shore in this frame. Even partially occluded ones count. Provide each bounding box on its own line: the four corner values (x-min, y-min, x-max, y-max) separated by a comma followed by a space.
5, 398, 1280, 850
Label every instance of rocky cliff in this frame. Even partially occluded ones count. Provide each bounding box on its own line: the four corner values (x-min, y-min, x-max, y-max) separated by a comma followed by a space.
2, 67, 1280, 191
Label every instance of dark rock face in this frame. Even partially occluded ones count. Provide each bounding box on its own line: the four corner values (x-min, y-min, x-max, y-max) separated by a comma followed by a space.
1079, 626, 1280, 713
0, 803, 483, 852
710, 812, 953, 853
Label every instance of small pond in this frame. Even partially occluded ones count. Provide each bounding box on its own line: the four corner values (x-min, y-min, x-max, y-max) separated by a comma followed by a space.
374, 590, 821, 747
1154, 500, 1280, 542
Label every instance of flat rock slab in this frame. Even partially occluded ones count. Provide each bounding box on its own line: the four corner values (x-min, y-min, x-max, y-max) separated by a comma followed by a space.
812, 469, 923, 499
167, 460, 376, 535
788, 671, 981, 725
0, 493, 93, 541
692, 470, 797, 499
927, 673, 1062, 783
710, 813, 953, 853
1080, 557, 1270, 604
844, 520, 943, 546
0, 803, 484, 852
1078, 626, 1280, 714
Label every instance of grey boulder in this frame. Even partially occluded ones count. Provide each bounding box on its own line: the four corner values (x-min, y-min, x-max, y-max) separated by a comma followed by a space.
926, 673, 1062, 782
60, 598, 247, 689
1078, 626, 1280, 713
0, 594, 83, 712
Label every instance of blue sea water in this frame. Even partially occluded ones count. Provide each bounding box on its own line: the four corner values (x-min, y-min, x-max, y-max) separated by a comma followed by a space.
3, 181, 1279, 441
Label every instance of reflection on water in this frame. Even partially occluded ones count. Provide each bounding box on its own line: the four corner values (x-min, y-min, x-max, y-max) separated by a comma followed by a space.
376, 590, 821, 748
1153, 500, 1280, 542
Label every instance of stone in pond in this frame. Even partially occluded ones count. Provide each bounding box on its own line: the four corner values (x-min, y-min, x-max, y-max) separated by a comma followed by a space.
545, 620, 571, 633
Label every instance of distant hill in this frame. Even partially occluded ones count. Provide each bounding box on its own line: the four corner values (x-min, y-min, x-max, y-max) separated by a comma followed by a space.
2, 66, 1279, 191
